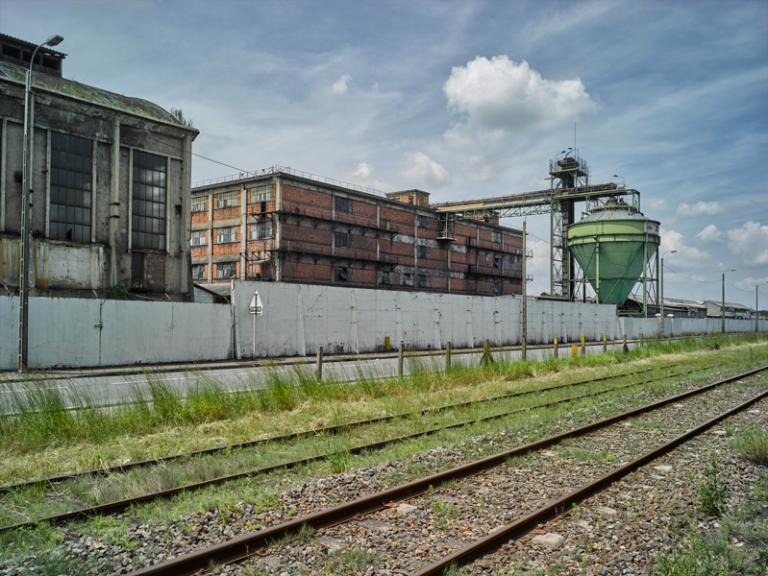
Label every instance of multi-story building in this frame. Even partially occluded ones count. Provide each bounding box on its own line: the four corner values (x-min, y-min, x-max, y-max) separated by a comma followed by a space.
191, 167, 523, 296
0, 33, 198, 299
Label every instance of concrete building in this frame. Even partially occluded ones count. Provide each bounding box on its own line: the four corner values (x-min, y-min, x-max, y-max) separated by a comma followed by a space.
0, 34, 198, 299
704, 300, 752, 320
191, 167, 523, 296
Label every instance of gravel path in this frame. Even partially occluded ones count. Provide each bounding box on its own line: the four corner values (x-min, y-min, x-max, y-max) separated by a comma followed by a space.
233, 376, 766, 575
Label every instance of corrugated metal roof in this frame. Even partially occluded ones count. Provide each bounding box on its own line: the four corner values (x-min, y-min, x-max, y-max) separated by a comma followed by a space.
0, 60, 196, 130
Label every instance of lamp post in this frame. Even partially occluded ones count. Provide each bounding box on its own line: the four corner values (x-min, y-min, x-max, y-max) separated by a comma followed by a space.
18, 34, 64, 372
721, 268, 736, 334
658, 249, 677, 339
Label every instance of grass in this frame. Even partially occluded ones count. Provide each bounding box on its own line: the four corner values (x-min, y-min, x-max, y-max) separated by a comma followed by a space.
3, 348, 767, 575
733, 426, 768, 465
698, 454, 730, 517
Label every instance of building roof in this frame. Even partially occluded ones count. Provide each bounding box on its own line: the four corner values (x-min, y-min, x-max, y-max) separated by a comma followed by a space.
0, 60, 197, 131
0, 33, 67, 59
703, 300, 752, 311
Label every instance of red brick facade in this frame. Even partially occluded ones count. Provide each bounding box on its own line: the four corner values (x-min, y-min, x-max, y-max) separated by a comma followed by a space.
191, 172, 523, 296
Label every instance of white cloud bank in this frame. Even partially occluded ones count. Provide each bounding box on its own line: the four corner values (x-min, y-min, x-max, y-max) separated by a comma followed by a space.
443, 56, 596, 132
401, 152, 449, 187
677, 201, 724, 216
696, 224, 721, 243
352, 162, 371, 179
660, 229, 712, 268
727, 221, 768, 266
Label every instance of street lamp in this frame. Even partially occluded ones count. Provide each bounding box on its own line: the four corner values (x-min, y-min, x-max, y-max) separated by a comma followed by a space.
18, 34, 64, 372
659, 249, 677, 338
721, 268, 736, 334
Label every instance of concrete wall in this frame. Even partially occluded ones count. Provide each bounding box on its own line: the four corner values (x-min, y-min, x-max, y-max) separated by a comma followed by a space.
231, 280, 621, 358
0, 295, 232, 369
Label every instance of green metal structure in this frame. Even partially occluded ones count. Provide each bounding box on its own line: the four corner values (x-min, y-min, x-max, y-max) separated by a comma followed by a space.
567, 199, 660, 306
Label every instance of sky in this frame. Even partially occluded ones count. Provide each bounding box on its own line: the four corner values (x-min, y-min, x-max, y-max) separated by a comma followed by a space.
2, 0, 767, 306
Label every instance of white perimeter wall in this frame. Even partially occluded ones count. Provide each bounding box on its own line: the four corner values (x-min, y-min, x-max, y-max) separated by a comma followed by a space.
0, 284, 765, 369
0, 296, 232, 369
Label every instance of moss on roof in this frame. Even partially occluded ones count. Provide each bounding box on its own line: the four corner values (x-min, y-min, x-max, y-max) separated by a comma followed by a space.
0, 61, 195, 130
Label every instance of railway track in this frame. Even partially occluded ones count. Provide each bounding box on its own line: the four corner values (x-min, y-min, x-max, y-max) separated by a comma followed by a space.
0, 362, 715, 532
124, 364, 768, 576
0, 362, 683, 494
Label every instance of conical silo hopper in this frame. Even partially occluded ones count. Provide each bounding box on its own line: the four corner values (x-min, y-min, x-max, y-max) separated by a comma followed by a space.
567, 199, 659, 305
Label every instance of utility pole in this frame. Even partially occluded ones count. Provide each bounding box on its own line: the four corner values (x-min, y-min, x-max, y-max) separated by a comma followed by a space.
721, 272, 725, 334
18, 34, 64, 372
659, 257, 664, 339
757, 284, 760, 334
521, 220, 527, 360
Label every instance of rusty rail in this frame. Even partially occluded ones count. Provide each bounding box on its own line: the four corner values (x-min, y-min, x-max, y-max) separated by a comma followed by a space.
126, 364, 768, 576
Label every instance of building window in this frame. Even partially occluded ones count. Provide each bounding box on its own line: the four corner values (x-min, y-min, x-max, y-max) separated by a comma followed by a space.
216, 226, 238, 243
417, 245, 428, 259
216, 262, 236, 279
334, 265, 350, 282
250, 218, 273, 240
335, 230, 352, 248
132, 150, 167, 251
334, 196, 352, 214
191, 197, 206, 213
50, 132, 92, 243
402, 272, 414, 287
192, 264, 205, 280
190, 230, 207, 246
378, 270, 391, 285
249, 184, 272, 203
491, 277, 502, 295
216, 191, 239, 208
417, 215, 432, 229
493, 254, 502, 269
417, 273, 428, 288
492, 230, 502, 243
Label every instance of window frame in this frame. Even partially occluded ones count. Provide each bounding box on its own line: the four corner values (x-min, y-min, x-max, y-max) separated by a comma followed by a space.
190, 230, 207, 246
131, 150, 168, 252
334, 196, 352, 214
215, 262, 236, 279
49, 132, 93, 243
215, 226, 238, 244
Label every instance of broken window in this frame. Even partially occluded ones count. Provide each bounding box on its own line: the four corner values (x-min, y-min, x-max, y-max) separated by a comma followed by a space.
250, 218, 273, 240
402, 272, 414, 287
50, 132, 92, 243
378, 270, 391, 285
417, 274, 428, 288
191, 197, 206, 213
334, 265, 350, 282
492, 230, 502, 243
249, 184, 272, 203
334, 196, 352, 213
417, 215, 432, 229
190, 230, 207, 246
417, 245, 428, 259
335, 230, 352, 248
216, 191, 239, 208
192, 264, 205, 280
131, 150, 167, 251
493, 254, 502, 269
216, 226, 238, 243
216, 262, 236, 279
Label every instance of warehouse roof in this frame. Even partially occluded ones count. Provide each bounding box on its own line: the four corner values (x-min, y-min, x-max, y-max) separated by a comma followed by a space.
0, 60, 197, 131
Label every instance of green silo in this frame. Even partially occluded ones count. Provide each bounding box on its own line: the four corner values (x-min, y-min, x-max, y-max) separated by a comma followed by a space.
567, 199, 660, 305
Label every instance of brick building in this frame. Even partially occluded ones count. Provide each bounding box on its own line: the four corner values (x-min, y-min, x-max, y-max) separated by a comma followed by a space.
0, 33, 198, 299
191, 167, 523, 296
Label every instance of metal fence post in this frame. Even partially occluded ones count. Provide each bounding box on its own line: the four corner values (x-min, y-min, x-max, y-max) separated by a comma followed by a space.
602, 335, 607, 353
553, 336, 559, 359
316, 346, 323, 381
580, 335, 586, 355
398, 340, 404, 378
446, 341, 452, 370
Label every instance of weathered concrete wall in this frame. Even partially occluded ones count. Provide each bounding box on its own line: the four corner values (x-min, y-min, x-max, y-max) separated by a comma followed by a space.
230, 281, 621, 358
620, 317, 765, 339
0, 295, 232, 369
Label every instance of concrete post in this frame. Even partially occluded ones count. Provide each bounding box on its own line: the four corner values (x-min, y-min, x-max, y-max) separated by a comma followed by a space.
316, 346, 323, 381
553, 336, 559, 359
446, 341, 452, 370
580, 335, 586, 355
602, 335, 607, 353
398, 340, 404, 378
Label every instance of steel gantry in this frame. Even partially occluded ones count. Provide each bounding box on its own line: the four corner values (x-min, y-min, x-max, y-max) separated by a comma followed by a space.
433, 152, 642, 300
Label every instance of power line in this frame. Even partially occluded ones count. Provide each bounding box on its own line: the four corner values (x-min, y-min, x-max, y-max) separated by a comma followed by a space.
192, 152, 249, 173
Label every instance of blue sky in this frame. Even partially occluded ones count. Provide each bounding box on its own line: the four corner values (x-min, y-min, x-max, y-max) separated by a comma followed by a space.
2, 0, 767, 305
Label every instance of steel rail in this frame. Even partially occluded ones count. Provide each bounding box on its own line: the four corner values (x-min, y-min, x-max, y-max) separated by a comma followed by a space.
126, 364, 768, 576
0, 364, 708, 532
413, 386, 768, 575
0, 363, 676, 494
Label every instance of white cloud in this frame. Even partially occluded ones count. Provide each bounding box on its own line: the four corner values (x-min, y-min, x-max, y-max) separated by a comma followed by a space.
401, 152, 449, 187
727, 221, 768, 266
676, 201, 724, 216
647, 198, 667, 211
443, 56, 596, 133
352, 162, 371, 179
331, 74, 351, 95
660, 229, 712, 268
696, 224, 721, 243
734, 275, 768, 293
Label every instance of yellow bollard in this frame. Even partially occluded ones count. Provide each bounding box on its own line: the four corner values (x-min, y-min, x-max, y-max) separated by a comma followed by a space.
553, 336, 559, 359
602, 335, 607, 353
384, 336, 391, 352
571, 344, 578, 358
580, 335, 586, 355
